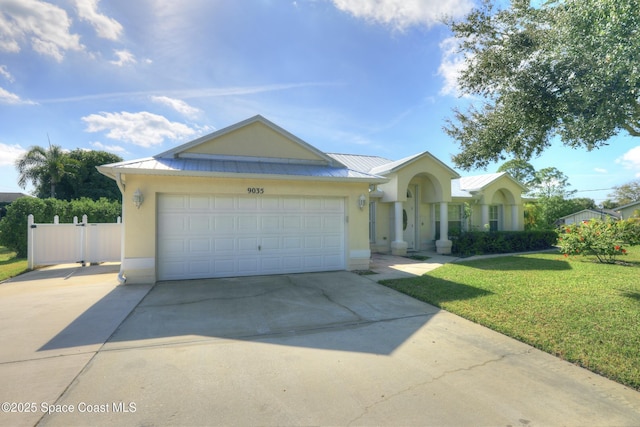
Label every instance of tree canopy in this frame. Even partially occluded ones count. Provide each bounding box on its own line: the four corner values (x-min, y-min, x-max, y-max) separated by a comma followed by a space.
445, 0, 640, 170
15, 145, 122, 201
16, 145, 77, 199
607, 179, 640, 206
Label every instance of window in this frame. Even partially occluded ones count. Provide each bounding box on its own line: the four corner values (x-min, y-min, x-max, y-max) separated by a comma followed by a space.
489, 205, 500, 231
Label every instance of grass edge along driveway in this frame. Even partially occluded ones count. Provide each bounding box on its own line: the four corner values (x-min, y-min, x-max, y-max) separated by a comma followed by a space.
381, 247, 640, 391
0, 246, 28, 282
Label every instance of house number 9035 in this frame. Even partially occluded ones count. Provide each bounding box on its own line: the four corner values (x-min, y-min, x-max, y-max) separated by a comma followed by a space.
247, 187, 264, 194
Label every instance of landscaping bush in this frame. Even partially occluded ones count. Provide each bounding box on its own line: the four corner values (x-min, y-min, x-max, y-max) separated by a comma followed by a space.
557, 218, 640, 263
0, 197, 121, 258
452, 230, 557, 256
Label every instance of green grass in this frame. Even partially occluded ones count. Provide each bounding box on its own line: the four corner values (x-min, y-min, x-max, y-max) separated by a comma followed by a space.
381, 247, 640, 391
0, 246, 29, 282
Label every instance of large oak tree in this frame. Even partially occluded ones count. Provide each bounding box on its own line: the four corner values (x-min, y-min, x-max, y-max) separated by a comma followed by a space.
445, 0, 640, 170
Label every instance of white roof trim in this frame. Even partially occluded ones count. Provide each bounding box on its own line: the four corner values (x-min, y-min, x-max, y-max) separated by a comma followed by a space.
97, 165, 388, 183
370, 151, 460, 178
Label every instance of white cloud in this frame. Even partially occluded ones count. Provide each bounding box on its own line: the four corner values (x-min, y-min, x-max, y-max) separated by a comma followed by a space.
110, 49, 136, 66
331, 0, 473, 30
617, 146, 640, 177
82, 111, 197, 147
0, 0, 84, 61
151, 96, 202, 118
0, 86, 36, 105
0, 65, 14, 82
438, 36, 467, 97
0, 142, 25, 166
594, 167, 608, 174
90, 141, 127, 154
74, 0, 123, 41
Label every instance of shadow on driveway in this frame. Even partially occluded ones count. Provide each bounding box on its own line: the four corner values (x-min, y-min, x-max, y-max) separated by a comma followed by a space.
40, 271, 445, 355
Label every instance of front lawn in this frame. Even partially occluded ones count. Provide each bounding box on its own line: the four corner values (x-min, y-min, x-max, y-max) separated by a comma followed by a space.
0, 246, 28, 282
381, 247, 640, 391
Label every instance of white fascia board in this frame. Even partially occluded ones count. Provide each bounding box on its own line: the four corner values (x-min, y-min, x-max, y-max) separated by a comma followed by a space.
95, 166, 389, 184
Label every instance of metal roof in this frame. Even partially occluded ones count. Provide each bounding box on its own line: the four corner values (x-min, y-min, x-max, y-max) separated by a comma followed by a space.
451, 172, 526, 198
326, 153, 392, 173
98, 156, 386, 182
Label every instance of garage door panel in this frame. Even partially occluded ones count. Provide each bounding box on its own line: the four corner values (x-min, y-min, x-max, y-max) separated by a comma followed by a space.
238, 216, 259, 231
188, 215, 211, 232
324, 236, 343, 249
214, 238, 235, 253
238, 237, 259, 252
283, 236, 302, 249
214, 196, 235, 210
305, 216, 322, 230
158, 195, 345, 280
189, 239, 210, 252
189, 195, 210, 210
304, 236, 322, 249
238, 198, 258, 210
260, 198, 280, 210
214, 216, 234, 231
159, 194, 187, 210
261, 237, 280, 250
159, 215, 187, 234
261, 216, 280, 232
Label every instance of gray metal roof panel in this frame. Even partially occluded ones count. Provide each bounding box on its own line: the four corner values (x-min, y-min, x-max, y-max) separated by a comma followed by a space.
326, 153, 392, 173
100, 157, 384, 180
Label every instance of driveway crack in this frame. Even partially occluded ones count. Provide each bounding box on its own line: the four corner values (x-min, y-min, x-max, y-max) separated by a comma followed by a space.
346, 349, 531, 426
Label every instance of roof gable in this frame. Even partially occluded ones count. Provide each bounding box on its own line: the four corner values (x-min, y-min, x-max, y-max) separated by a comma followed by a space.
157, 115, 339, 166
369, 151, 460, 178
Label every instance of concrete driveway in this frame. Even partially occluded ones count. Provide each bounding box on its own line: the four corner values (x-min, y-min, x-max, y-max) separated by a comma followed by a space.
1, 265, 640, 426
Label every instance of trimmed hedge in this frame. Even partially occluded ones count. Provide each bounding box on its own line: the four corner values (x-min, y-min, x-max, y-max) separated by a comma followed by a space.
0, 197, 121, 258
451, 230, 557, 256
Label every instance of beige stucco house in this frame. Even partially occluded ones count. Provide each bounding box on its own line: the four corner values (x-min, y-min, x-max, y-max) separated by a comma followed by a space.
98, 115, 527, 284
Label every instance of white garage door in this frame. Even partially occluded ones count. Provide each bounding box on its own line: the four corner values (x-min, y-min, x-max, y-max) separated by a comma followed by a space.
157, 194, 345, 280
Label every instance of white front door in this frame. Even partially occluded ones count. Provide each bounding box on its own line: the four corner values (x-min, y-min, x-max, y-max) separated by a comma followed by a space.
157, 194, 345, 280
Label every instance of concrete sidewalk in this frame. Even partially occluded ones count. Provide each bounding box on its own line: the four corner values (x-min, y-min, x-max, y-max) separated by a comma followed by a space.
368, 252, 459, 281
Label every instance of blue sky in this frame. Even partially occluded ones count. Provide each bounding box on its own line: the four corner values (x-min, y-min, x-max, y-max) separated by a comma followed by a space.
1, 0, 639, 204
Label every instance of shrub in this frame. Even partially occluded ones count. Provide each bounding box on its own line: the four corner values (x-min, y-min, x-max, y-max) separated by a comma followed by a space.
452, 230, 557, 256
0, 197, 121, 258
556, 218, 640, 263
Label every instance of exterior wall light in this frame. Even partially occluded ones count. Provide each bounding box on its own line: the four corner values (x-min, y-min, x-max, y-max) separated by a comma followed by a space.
132, 188, 144, 209
358, 194, 367, 210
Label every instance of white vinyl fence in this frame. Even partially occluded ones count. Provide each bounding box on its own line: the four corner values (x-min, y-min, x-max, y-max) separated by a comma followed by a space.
27, 214, 122, 269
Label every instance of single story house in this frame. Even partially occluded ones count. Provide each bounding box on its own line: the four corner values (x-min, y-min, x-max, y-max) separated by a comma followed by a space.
556, 208, 621, 226
615, 200, 640, 219
98, 115, 527, 284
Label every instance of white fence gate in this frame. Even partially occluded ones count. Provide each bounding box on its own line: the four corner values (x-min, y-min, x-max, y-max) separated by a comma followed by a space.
27, 214, 122, 269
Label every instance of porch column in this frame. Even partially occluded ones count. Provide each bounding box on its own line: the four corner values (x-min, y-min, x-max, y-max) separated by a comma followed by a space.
481, 204, 490, 231
391, 201, 408, 255
511, 205, 519, 230
436, 202, 452, 254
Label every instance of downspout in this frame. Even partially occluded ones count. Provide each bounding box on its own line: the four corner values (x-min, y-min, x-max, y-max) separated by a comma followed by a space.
115, 173, 127, 285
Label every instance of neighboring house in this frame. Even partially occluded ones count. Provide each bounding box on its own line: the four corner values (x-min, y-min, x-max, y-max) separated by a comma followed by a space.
615, 200, 640, 219
556, 209, 621, 226
98, 115, 527, 284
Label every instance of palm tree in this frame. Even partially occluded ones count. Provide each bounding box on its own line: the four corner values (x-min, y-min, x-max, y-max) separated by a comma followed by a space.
15, 144, 75, 198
